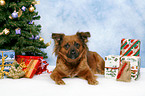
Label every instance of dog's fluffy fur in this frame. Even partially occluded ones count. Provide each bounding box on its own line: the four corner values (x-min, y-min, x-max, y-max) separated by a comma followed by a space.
50, 32, 105, 85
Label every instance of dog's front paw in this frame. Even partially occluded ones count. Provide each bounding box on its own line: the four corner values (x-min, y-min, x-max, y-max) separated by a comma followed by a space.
88, 79, 99, 85
56, 80, 65, 85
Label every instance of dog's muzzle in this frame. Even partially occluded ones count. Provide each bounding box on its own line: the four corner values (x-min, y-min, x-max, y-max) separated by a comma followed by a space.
67, 49, 79, 59
58, 49, 85, 63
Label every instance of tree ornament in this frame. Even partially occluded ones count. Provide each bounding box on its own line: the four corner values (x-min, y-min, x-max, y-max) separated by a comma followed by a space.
32, 0, 40, 5
17, 9, 23, 17
11, 10, 18, 19
28, 20, 34, 24
35, 35, 40, 40
21, 6, 26, 11
15, 28, 21, 34
29, 35, 34, 39
39, 37, 44, 41
29, 5, 34, 12
0, 31, 4, 35
9, 15, 13, 19
9, 9, 22, 19
46, 41, 51, 46
0, 0, 5, 6
3, 28, 10, 35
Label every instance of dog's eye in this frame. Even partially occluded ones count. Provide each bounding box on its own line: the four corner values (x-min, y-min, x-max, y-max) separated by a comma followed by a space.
64, 43, 70, 50
74, 42, 80, 49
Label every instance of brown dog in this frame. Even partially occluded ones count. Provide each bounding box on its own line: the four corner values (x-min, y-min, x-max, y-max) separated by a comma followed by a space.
50, 32, 105, 85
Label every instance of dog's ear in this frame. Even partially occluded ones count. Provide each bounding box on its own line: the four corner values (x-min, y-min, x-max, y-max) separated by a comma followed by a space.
76, 32, 90, 43
52, 33, 65, 55
52, 33, 65, 45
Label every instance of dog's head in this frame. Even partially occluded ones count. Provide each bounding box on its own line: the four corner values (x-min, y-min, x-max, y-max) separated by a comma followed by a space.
52, 32, 90, 62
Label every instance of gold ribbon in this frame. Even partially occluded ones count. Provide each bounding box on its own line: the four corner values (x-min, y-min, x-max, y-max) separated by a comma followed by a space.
19, 62, 27, 68
0, 51, 10, 78
0, 64, 12, 67
23, 60, 37, 73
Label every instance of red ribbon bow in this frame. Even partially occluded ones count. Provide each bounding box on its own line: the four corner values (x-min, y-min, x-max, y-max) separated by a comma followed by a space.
35, 59, 52, 75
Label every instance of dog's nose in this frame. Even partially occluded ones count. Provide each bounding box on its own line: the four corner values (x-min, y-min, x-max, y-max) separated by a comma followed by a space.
71, 49, 76, 54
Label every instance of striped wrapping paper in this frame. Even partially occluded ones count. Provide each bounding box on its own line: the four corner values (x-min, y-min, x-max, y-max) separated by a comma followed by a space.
120, 39, 141, 56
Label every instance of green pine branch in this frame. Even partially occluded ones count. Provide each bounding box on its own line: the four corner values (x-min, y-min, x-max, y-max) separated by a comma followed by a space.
0, 0, 48, 58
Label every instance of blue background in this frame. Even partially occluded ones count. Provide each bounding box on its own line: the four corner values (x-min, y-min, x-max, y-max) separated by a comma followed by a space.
36, 0, 145, 67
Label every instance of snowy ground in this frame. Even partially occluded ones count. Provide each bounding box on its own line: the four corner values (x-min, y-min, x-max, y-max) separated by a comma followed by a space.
0, 66, 145, 96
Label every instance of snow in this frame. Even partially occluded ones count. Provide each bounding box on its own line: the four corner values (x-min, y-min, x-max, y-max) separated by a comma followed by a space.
1, 66, 145, 96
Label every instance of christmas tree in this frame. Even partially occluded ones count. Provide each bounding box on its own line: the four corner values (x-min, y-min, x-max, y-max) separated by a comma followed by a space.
0, 0, 48, 58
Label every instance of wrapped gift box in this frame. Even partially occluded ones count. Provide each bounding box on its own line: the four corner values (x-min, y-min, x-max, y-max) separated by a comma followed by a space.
105, 55, 121, 79
121, 56, 141, 80
0, 50, 15, 71
16, 55, 43, 78
120, 39, 141, 56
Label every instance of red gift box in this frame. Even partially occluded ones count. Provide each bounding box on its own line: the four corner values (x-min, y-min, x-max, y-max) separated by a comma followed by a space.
16, 55, 43, 78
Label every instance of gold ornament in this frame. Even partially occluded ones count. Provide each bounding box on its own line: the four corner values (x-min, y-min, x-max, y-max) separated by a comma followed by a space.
3, 28, 10, 35
17, 9, 23, 17
39, 37, 44, 41
9, 15, 13, 19
46, 41, 51, 47
29, 5, 34, 12
0, 0, 5, 6
32, 0, 40, 5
